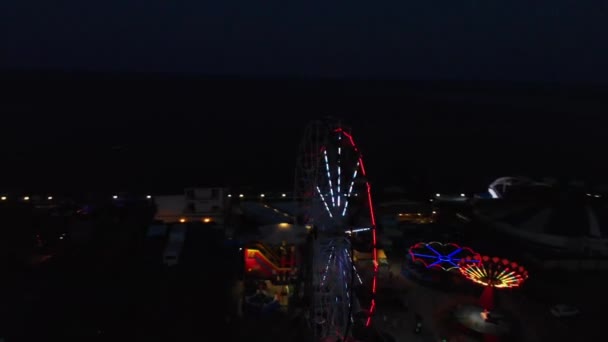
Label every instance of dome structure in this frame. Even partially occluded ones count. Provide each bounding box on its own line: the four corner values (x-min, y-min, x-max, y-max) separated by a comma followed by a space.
474, 189, 608, 257
487, 176, 552, 199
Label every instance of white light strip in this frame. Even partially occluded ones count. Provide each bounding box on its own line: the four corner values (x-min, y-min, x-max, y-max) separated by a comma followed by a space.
321, 246, 335, 287
354, 265, 363, 284
316, 186, 333, 218
345, 247, 364, 284
337, 147, 341, 209
346, 162, 359, 198
337, 165, 341, 208
342, 201, 349, 217
346, 227, 371, 234
324, 150, 336, 208
342, 162, 359, 216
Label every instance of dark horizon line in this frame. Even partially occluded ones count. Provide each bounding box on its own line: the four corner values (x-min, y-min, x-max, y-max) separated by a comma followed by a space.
3, 67, 607, 89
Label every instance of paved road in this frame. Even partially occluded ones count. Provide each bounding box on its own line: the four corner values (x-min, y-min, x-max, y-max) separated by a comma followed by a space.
372, 256, 481, 342
372, 261, 441, 342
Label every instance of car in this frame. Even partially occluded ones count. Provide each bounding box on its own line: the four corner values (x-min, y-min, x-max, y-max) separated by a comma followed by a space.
550, 304, 580, 318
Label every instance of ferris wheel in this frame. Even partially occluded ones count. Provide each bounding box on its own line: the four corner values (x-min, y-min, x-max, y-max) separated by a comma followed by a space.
295, 120, 378, 342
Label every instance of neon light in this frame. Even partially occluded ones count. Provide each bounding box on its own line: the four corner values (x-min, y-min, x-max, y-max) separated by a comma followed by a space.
358, 158, 367, 177
316, 186, 333, 218
326, 127, 378, 329
337, 146, 341, 209
337, 128, 378, 327
342, 161, 359, 216
244, 248, 293, 278
347, 227, 371, 233
459, 255, 529, 289
336, 128, 358, 152
337, 164, 341, 208
409, 241, 478, 272
323, 150, 336, 208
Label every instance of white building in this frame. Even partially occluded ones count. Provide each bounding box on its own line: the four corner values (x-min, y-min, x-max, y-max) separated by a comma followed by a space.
154, 187, 228, 224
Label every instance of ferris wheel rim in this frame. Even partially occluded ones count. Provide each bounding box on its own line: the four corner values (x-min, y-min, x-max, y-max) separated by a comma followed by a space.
295, 120, 379, 341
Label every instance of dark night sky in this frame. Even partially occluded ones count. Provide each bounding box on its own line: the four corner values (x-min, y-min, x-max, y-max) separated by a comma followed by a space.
1, 1, 607, 194
3, 1, 608, 81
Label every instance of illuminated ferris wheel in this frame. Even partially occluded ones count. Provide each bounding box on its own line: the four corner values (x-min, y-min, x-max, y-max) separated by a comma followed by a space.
295, 120, 378, 342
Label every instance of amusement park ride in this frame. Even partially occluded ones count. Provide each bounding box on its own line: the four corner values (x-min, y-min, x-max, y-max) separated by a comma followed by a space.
294, 120, 379, 342
408, 242, 529, 342
242, 119, 532, 342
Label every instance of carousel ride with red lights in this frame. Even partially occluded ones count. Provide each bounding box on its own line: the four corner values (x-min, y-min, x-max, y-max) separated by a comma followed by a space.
407, 241, 530, 341
454, 255, 529, 341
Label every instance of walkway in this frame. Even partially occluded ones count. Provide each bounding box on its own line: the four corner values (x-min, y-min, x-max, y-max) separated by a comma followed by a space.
372, 256, 481, 342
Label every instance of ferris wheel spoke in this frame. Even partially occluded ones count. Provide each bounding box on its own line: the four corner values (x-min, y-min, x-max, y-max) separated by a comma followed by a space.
337, 151, 341, 209
323, 150, 336, 210
342, 161, 359, 217
316, 186, 333, 218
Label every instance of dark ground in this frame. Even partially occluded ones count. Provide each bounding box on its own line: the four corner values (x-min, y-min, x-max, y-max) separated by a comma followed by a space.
0, 206, 236, 341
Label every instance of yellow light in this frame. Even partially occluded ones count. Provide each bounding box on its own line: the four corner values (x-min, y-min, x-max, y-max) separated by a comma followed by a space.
278, 223, 290, 228
179, 218, 187, 223
202, 217, 211, 223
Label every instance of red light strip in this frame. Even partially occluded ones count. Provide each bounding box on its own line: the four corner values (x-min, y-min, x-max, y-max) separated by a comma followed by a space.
337, 128, 359, 152
336, 127, 378, 328
365, 299, 376, 326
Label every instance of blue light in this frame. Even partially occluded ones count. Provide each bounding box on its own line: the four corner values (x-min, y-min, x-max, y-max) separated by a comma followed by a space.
409, 242, 478, 272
